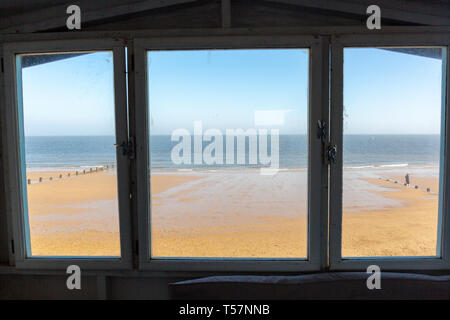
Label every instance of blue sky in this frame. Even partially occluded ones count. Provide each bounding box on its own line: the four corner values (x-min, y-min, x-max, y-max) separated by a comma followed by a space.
148, 49, 309, 135
21, 48, 444, 136
344, 48, 443, 134
21, 51, 115, 136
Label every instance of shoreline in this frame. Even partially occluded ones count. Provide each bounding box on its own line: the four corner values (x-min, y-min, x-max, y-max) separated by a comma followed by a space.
24, 162, 440, 181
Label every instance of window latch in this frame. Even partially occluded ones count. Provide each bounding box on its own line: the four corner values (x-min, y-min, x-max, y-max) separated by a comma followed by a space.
327, 145, 337, 164
115, 137, 135, 159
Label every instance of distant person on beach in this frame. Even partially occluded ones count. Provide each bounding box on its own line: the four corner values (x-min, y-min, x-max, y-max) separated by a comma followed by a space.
405, 173, 410, 185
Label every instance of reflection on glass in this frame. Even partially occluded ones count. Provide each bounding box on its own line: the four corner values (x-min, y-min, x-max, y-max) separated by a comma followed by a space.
148, 49, 309, 258
19, 52, 121, 256
342, 47, 445, 257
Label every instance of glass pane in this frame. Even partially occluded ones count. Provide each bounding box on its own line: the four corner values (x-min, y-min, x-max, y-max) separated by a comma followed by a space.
342, 47, 445, 257
18, 51, 120, 256
148, 49, 309, 258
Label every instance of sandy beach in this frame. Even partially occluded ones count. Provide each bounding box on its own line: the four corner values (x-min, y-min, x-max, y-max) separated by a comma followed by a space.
151, 169, 308, 258
342, 167, 439, 257
26, 168, 121, 256
25, 166, 440, 258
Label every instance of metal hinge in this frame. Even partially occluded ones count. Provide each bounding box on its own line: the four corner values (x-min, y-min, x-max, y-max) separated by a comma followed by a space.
11, 239, 14, 255
135, 240, 139, 256
115, 136, 135, 159
318, 120, 337, 164
317, 120, 327, 142
1, 58, 4, 73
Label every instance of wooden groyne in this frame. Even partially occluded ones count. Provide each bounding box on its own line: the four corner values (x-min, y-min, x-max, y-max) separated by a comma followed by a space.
380, 177, 437, 195
26, 164, 115, 185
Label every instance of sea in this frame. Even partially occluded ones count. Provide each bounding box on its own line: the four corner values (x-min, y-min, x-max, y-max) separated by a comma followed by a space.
24, 135, 441, 171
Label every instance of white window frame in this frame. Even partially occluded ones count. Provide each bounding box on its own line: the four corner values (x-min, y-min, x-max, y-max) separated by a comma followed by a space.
329, 33, 450, 271
2, 39, 133, 270
1, 29, 448, 274
133, 35, 328, 272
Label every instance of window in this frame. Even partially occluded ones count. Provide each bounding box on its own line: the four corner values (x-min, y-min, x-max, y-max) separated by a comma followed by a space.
330, 35, 449, 270
134, 36, 324, 271
3, 34, 448, 272
3, 41, 131, 269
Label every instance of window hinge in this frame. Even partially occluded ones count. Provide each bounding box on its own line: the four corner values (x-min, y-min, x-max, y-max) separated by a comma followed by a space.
317, 120, 327, 142
318, 120, 337, 165
114, 136, 135, 160
318, 120, 331, 165
11, 239, 14, 255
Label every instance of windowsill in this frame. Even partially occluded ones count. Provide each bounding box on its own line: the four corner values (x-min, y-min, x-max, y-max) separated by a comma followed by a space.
0, 262, 449, 278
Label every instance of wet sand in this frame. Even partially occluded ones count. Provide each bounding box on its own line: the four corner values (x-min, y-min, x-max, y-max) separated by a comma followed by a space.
151, 170, 308, 258
25, 167, 440, 258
